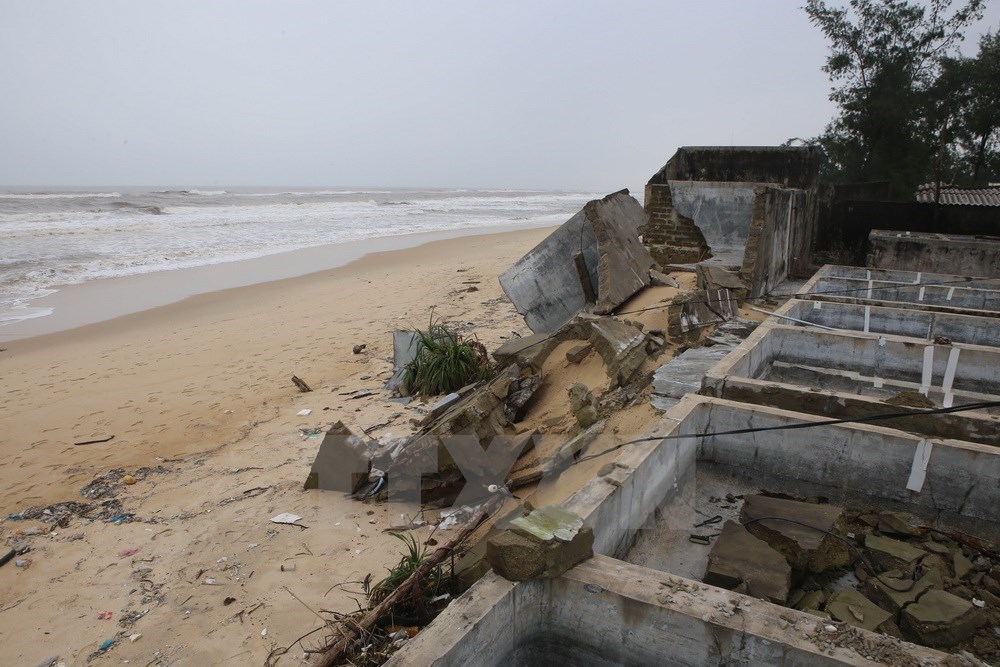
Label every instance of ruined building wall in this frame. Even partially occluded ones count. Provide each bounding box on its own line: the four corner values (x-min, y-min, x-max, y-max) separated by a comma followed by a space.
641, 183, 710, 265
648, 146, 824, 190
742, 187, 811, 298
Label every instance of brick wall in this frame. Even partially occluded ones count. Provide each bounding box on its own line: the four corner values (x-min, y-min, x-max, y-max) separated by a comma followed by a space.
642, 184, 710, 264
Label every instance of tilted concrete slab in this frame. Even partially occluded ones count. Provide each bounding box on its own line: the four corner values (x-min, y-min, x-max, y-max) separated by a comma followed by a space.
499, 190, 653, 333
701, 323, 1000, 446
773, 298, 1000, 348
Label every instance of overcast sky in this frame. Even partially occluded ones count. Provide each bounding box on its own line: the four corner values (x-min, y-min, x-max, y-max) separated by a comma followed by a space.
1, 1, 997, 191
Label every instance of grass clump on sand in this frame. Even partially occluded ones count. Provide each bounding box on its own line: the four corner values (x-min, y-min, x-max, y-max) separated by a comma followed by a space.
403, 315, 491, 396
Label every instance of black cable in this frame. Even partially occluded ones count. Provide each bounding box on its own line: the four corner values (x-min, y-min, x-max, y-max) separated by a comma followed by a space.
571, 399, 1000, 466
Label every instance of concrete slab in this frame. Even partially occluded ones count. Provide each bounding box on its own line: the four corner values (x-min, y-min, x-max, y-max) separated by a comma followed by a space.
499, 190, 652, 333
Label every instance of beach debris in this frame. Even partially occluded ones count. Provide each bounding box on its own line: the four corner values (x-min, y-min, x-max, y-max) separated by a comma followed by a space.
109, 514, 132, 524
499, 189, 654, 333
352, 344, 367, 354
296, 408, 312, 416
261, 628, 268, 637
487, 506, 594, 581
270, 512, 303, 525
97, 611, 113, 620
304, 421, 378, 493
122, 474, 136, 485
97, 639, 114, 652
0, 549, 15, 567
223, 597, 237, 606
14, 559, 31, 568
129, 633, 142, 643
350, 390, 374, 400
281, 563, 297, 572
117, 547, 142, 558
291, 375, 313, 392
204, 577, 217, 585
36, 657, 58, 667
73, 434, 115, 446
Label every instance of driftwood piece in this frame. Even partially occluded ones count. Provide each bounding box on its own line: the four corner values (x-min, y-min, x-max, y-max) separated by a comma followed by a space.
73, 435, 115, 446
314, 494, 503, 666
292, 375, 313, 392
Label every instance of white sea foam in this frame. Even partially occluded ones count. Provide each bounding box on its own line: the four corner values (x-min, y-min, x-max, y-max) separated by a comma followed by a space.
0, 187, 599, 327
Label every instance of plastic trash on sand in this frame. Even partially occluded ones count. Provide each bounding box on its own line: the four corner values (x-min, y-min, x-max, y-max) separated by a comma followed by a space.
297, 408, 312, 416
270, 513, 303, 525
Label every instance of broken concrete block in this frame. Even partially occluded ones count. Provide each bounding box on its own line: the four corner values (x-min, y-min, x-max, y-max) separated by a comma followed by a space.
649, 269, 679, 288
740, 495, 851, 573
565, 343, 592, 364
588, 318, 648, 387
877, 511, 922, 537
867, 569, 943, 612
900, 589, 984, 647
793, 590, 825, 612
303, 421, 375, 493
865, 534, 926, 573
827, 590, 893, 632
954, 552, 974, 580
696, 263, 746, 298
703, 521, 791, 604
385, 331, 421, 393
567, 383, 598, 430
492, 332, 558, 370
499, 190, 653, 333
487, 506, 593, 581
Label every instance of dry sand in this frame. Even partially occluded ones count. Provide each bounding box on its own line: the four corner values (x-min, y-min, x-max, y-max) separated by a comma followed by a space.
0, 228, 565, 665
0, 225, 686, 666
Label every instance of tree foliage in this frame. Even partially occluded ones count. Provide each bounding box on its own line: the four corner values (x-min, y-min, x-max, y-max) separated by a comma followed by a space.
805, 0, 992, 197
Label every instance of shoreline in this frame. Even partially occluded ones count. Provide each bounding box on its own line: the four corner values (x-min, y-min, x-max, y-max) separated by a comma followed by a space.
0, 221, 555, 343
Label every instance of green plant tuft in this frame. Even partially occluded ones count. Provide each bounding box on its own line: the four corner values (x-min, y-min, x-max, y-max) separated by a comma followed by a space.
368, 533, 443, 607
403, 315, 492, 396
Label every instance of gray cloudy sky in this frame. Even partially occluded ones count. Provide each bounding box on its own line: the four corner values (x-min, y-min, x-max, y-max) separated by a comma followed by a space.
1, 1, 997, 190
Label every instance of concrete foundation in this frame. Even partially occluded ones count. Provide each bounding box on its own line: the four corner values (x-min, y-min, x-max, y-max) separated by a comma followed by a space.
798, 265, 1000, 316
701, 323, 1000, 445
773, 298, 1000, 348
868, 230, 1000, 278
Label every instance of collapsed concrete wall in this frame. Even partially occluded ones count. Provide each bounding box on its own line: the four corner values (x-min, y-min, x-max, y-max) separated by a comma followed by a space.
642, 146, 825, 297
648, 145, 824, 189
500, 190, 654, 333
868, 230, 1000, 278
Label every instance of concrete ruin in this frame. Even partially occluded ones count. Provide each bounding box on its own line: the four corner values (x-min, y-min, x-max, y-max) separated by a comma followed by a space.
381, 249, 1000, 665
868, 230, 1000, 278
642, 146, 826, 297
499, 189, 655, 333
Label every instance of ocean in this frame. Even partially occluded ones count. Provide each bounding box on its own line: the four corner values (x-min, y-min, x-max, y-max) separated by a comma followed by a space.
0, 187, 600, 329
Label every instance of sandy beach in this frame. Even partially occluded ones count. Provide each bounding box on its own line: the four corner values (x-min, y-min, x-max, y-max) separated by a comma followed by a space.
0, 227, 588, 665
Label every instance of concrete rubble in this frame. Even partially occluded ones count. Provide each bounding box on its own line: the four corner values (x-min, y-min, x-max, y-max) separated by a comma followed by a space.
486, 506, 594, 581
704, 521, 791, 604
499, 189, 655, 334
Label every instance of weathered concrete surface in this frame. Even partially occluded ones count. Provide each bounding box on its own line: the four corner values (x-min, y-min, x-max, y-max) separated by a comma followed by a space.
868, 230, 1000, 279
587, 318, 648, 387
742, 186, 810, 298
388, 554, 948, 666
492, 331, 559, 370
704, 521, 791, 603
826, 590, 893, 632
775, 298, 1000, 348
669, 181, 758, 260
500, 190, 653, 333
385, 330, 420, 392
648, 145, 825, 190
697, 263, 746, 294
864, 535, 926, 573
740, 495, 851, 573
798, 265, 1000, 317
900, 589, 984, 647
702, 323, 1000, 447
487, 506, 594, 581
650, 346, 732, 411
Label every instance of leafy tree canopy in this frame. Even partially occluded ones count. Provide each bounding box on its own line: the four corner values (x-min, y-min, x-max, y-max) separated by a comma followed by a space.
805, 0, 994, 197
